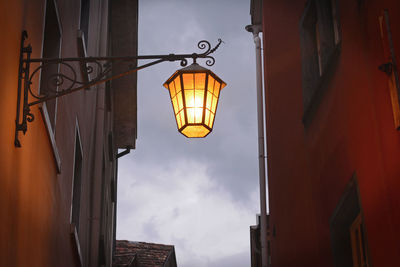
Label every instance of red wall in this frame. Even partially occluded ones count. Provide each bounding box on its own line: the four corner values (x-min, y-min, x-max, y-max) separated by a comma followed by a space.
263, 0, 400, 266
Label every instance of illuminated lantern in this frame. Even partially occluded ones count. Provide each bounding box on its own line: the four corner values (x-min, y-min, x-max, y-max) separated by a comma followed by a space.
164, 63, 227, 138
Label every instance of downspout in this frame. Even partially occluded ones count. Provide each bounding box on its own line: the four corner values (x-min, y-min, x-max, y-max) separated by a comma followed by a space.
246, 24, 268, 267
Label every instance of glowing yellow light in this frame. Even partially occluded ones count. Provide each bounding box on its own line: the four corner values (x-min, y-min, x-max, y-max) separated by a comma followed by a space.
163, 63, 226, 138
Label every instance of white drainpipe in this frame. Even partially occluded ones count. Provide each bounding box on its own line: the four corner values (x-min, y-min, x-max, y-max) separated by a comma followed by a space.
246, 24, 268, 267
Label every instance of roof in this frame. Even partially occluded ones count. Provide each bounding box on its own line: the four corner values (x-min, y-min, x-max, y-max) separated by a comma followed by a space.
113, 240, 177, 267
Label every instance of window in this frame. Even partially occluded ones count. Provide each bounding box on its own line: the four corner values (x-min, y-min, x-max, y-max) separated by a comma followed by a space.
99, 157, 107, 266
378, 9, 400, 130
78, 0, 91, 83
70, 126, 84, 267
40, 0, 62, 131
80, 0, 90, 49
350, 214, 369, 267
330, 177, 370, 267
300, 0, 341, 123
331, 0, 340, 45
71, 129, 83, 233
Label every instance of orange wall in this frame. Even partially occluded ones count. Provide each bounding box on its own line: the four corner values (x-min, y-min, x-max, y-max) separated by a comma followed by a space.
0, 0, 66, 266
263, 0, 400, 266
0, 0, 107, 266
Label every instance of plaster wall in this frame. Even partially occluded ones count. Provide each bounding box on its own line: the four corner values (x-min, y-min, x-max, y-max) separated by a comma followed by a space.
0, 0, 116, 266
262, 0, 400, 266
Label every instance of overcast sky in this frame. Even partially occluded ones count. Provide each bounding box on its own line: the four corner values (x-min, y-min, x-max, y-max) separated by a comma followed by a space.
116, 1, 265, 266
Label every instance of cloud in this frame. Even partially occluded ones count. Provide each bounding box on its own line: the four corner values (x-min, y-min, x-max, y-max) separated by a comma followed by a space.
206, 250, 251, 267
117, 158, 259, 267
116, 0, 266, 266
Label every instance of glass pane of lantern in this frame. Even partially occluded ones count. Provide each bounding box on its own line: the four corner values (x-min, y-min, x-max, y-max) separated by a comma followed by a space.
182, 111, 187, 126
195, 108, 203, 123
195, 73, 206, 89
181, 125, 210, 138
214, 86, 220, 98
187, 108, 195, 123
175, 75, 182, 93
207, 75, 215, 93
206, 91, 213, 110
185, 89, 194, 107
205, 109, 211, 127
183, 74, 194, 89
169, 81, 176, 97
211, 96, 218, 113
177, 91, 183, 111
195, 89, 205, 123
175, 113, 181, 129
178, 110, 185, 127
209, 113, 215, 128
195, 89, 204, 108
213, 81, 220, 96
172, 96, 179, 115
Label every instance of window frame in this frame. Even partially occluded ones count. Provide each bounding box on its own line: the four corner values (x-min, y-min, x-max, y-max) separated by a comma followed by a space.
350, 214, 370, 267
70, 120, 84, 231
78, 0, 91, 84
329, 175, 371, 267
39, 0, 62, 172
79, 0, 90, 50
299, 0, 342, 126
378, 9, 400, 130
70, 119, 84, 266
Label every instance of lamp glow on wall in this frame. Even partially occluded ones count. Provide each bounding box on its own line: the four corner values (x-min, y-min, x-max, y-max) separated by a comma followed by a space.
164, 63, 226, 138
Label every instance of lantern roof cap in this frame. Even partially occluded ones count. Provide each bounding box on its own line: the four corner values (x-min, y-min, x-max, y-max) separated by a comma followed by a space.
179, 62, 209, 72
163, 63, 227, 90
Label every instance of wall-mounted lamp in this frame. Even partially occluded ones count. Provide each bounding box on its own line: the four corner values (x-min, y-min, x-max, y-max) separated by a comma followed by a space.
164, 63, 226, 138
15, 31, 226, 147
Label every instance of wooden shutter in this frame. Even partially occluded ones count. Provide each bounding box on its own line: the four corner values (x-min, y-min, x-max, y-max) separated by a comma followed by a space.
379, 9, 400, 129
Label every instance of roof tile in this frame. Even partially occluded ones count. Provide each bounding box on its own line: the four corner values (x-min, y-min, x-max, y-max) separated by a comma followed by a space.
113, 240, 176, 267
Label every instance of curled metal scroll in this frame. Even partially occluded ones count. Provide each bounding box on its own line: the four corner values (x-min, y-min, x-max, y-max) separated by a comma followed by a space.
198, 40, 212, 54
180, 58, 188, 67
195, 39, 223, 66
205, 56, 215, 67
26, 60, 111, 101
26, 112, 34, 123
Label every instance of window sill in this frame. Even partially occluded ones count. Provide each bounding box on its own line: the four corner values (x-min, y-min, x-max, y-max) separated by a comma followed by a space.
39, 103, 61, 173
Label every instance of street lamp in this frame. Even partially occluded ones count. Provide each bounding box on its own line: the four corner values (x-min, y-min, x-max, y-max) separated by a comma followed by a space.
14, 31, 226, 146
163, 63, 226, 138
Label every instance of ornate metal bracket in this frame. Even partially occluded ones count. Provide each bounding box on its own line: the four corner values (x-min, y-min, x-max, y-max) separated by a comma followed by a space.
14, 31, 223, 147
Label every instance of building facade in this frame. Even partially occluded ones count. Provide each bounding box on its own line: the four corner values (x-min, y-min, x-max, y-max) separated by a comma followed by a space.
249, 0, 400, 266
250, 214, 271, 267
0, 0, 137, 266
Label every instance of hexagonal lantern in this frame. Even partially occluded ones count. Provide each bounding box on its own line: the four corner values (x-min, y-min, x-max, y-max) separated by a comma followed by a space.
163, 63, 227, 138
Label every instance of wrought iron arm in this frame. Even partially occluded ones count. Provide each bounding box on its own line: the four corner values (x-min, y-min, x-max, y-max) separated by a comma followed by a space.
15, 30, 223, 147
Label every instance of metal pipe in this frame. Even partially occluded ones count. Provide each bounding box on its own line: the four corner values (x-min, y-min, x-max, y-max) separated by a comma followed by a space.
246, 24, 268, 267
